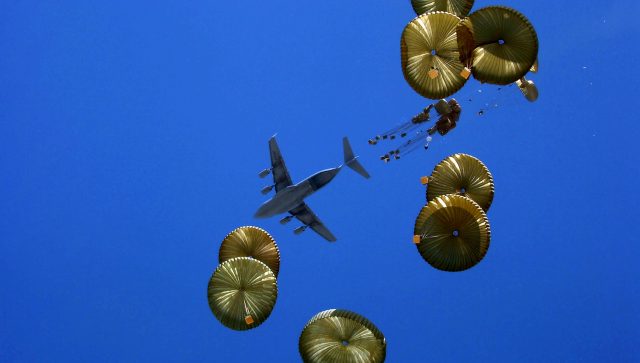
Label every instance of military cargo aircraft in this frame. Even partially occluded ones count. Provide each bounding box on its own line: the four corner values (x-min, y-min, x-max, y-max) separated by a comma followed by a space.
254, 136, 369, 242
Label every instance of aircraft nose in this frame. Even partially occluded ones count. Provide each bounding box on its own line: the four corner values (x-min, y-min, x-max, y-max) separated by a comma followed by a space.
254, 204, 269, 218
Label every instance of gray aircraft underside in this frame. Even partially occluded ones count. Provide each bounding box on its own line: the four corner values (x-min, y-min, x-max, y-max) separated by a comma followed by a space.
254, 136, 370, 242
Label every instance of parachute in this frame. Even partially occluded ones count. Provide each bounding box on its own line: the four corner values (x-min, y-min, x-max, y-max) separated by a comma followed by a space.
411, 0, 475, 17
413, 154, 495, 271
299, 309, 386, 363
207, 257, 278, 330
516, 76, 539, 102
422, 153, 494, 212
401, 12, 469, 100
208, 226, 280, 330
414, 194, 491, 271
460, 6, 539, 85
219, 226, 281, 277
373, 4, 540, 161
402, 6, 539, 101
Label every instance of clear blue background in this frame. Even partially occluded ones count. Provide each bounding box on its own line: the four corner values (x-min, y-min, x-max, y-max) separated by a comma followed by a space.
2, 1, 639, 362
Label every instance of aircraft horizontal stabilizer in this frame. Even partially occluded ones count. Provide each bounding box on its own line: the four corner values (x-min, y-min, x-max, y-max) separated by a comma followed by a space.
343, 137, 370, 179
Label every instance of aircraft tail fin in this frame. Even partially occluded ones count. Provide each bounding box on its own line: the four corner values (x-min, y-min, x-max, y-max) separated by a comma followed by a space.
343, 137, 370, 179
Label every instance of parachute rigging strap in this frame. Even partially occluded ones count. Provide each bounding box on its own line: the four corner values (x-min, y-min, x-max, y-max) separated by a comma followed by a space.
243, 299, 254, 325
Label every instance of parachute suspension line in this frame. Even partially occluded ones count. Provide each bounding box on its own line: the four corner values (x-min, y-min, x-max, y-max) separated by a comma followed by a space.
376, 122, 407, 140
399, 130, 430, 156
373, 119, 419, 142
371, 106, 436, 145
381, 122, 410, 139
379, 124, 439, 161
386, 119, 415, 135
243, 299, 250, 315
401, 140, 422, 156
243, 299, 254, 325
419, 231, 433, 240
402, 134, 428, 155
392, 121, 422, 139
380, 128, 420, 160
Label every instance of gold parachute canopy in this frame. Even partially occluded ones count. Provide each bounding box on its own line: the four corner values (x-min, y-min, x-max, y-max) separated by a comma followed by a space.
530, 58, 539, 73
462, 6, 538, 85
299, 309, 386, 363
207, 257, 278, 331
456, 20, 476, 68
411, 0, 475, 17
219, 226, 280, 277
401, 11, 468, 100
424, 153, 494, 211
414, 194, 490, 272
516, 76, 539, 102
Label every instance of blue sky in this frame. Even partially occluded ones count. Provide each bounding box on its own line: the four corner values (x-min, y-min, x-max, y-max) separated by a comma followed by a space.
1, 1, 639, 362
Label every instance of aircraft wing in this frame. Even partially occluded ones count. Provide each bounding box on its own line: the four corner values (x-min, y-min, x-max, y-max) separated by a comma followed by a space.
289, 203, 337, 242
269, 136, 293, 192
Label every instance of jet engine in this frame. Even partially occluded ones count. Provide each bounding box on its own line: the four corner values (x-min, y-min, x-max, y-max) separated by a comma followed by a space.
280, 215, 293, 225
261, 185, 274, 195
258, 168, 271, 178
293, 226, 308, 235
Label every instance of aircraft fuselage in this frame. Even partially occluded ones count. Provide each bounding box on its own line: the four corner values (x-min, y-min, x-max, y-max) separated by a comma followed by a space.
254, 167, 341, 218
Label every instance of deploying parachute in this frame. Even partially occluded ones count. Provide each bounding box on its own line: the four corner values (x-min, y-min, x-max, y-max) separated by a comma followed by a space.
371, 4, 539, 160
299, 309, 386, 363
516, 77, 539, 102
